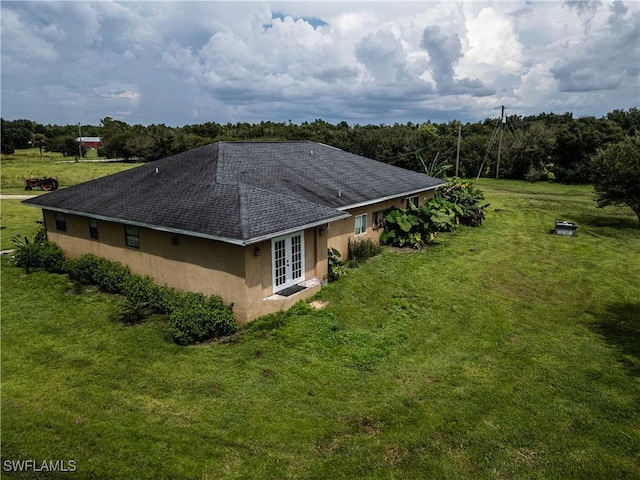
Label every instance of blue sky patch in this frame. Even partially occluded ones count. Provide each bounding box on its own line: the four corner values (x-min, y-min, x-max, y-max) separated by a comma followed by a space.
264, 12, 328, 30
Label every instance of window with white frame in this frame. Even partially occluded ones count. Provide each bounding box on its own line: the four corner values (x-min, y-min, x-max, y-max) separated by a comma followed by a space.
355, 214, 367, 235
406, 195, 420, 208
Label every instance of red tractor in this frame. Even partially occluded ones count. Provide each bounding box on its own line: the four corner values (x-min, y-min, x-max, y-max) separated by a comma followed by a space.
25, 177, 59, 191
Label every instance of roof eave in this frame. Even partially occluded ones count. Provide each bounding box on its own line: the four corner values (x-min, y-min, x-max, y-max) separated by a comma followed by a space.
337, 183, 447, 211
242, 212, 351, 245
23, 202, 350, 247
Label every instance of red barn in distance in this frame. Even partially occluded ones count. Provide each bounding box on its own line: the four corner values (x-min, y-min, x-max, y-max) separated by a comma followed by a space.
76, 137, 101, 149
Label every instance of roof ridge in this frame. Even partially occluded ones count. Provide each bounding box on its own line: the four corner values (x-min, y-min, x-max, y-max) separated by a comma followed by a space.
237, 182, 249, 240
215, 141, 224, 184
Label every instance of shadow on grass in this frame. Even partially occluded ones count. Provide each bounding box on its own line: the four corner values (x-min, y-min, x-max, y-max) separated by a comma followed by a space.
591, 303, 640, 375
568, 212, 639, 233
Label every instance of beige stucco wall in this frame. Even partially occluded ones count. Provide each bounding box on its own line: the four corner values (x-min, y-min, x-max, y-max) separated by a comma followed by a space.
43, 210, 252, 318
41, 188, 435, 323
42, 211, 328, 324
327, 189, 437, 259
243, 227, 327, 321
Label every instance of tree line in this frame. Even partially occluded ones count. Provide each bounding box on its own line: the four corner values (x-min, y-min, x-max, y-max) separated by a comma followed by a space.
1, 108, 638, 184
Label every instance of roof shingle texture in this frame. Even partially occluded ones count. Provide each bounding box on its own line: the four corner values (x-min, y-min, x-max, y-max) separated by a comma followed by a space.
25, 141, 444, 244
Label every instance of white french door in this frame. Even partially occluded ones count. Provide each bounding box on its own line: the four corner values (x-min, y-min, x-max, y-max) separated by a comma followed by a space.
272, 232, 305, 292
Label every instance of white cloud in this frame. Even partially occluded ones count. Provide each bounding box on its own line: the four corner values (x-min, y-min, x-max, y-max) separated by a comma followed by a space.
462, 7, 523, 76
1, 1, 638, 126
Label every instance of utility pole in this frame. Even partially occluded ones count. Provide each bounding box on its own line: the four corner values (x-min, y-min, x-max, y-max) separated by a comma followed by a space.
77, 123, 82, 162
455, 123, 461, 177
496, 105, 506, 179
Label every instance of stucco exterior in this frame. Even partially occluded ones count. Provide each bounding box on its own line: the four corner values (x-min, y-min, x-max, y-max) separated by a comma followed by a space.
41, 187, 437, 323
42, 210, 327, 323
327, 188, 437, 258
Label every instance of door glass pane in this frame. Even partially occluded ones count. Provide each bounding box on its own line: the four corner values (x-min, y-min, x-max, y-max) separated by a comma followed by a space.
291, 235, 302, 280
274, 239, 286, 287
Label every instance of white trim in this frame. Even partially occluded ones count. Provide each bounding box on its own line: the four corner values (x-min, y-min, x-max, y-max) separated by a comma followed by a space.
355, 213, 367, 236
271, 231, 305, 293
337, 184, 446, 211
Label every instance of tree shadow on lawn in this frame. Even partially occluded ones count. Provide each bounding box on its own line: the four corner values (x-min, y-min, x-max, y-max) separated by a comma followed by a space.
565, 212, 639, 236
591, 303, 640, 376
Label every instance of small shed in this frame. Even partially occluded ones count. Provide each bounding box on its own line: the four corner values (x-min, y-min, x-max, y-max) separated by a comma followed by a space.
76, 137, 101, 149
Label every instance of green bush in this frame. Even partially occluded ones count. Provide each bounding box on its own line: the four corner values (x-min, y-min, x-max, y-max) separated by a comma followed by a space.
65, 253, 103, 284
93, 259, 130, 294
66, 254, 130, 293
122, 274, 157, 306
381, 179, 489, 249
168, 293, 236, 345
437, 178, 489, 227
328, 248, 347, 281
347, 238, 383, 266
65, 254, 237, 344
12, 227, 65, 273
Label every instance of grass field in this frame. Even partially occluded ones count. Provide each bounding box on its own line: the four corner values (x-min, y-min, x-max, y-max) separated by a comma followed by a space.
1, 148, 142, 249
0, 148, 142, 194
0, 200, 43, 250
1, 179, 639, 479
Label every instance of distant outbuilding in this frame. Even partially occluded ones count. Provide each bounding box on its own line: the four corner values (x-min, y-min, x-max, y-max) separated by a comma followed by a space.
76, 136, 101, 149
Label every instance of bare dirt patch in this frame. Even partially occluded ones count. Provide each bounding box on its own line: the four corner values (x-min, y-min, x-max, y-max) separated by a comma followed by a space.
309, 300, 328, 310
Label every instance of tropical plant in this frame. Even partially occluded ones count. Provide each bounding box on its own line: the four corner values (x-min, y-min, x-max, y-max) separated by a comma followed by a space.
437, 178, 489, 227
381, 179, 488, 248
11, 224, 64, 273
328, 248, 347, 281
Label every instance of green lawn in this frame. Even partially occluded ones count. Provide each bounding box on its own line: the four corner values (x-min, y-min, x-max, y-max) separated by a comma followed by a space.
0, 200, 43, 250
1, 148, 142, 194
1, 180, 639, 479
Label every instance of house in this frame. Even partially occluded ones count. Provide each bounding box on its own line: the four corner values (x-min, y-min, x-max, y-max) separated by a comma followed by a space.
24, 141, 446, 323
76, 136, 101, 149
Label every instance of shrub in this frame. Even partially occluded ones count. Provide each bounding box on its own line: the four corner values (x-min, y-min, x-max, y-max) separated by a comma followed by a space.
328, 248, 347, 281
93, 259, 130, 294
437, 178, 489, 227
381, 179, 489, 249
12, 226, 65, 273
65, 254, 103, 284
67, 254, 130, 293
168, 293, 236, 345
347, 238, 383, 266
122, 274, 157, 306
64, 254, 237, 344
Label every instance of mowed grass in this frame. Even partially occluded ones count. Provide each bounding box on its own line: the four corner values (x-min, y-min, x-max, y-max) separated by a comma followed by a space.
0, 200, 43, 250
2, 180, 639, 479
1, 148, 142, 194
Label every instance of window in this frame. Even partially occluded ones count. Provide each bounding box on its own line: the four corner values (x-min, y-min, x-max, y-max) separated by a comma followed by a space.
89, 219, 99, 239
55, 212, 67, 231
406, 195, 420, 208
372, 211, 386, 230
125, 225, 140, 248
355, 214, 367, 236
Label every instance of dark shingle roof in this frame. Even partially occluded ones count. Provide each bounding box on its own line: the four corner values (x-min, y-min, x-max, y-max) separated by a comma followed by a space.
24, 141, 445, 244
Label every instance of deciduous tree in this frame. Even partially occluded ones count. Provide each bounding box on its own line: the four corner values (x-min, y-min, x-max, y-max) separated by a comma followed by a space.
591, 136, 640, 228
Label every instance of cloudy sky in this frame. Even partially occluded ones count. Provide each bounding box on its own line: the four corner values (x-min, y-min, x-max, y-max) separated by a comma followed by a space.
1, 1, 639, 126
